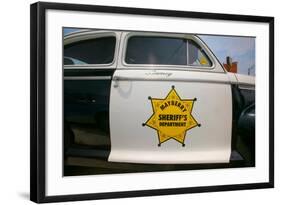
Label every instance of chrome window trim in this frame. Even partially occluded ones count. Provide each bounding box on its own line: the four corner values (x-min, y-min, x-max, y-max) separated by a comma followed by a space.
63, 31, 120, 68
63, 64, 116, 69
121, 32, 218, 71
64, 76, 112, 80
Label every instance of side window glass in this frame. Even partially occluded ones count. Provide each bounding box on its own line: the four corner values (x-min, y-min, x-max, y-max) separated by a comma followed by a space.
187, 39, 211, 67
125, 36, 212, 67
64, 36, 116, 65
125, 36, 187, 65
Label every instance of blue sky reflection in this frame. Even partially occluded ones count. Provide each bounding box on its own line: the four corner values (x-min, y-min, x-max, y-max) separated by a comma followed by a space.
199, 35, 255, 76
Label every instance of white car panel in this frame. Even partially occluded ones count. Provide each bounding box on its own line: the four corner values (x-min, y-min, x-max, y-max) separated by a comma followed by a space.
235, 73, 255, 86
109, 69, 232, 164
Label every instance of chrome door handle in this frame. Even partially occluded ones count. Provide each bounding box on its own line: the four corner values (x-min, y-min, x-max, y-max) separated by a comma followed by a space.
113, 76, 120, 88
113, 76, 136, 87
113, 76, 134, 88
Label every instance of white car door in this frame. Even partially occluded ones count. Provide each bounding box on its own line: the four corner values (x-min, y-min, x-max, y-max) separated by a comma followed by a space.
109, 32, 232, 164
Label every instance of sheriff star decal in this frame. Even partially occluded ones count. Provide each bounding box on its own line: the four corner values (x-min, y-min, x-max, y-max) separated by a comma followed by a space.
143, 86, 200, 147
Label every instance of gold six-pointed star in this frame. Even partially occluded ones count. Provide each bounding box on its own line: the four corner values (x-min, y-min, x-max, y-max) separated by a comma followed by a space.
143, 86, 200, 146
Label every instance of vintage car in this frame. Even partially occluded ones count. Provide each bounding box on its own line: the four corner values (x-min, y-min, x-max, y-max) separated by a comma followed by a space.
63, 30, 255, 174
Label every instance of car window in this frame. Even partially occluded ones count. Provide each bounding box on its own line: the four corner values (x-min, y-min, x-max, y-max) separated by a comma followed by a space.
125, 36, 211, 67
64, 36, 116, 65
187, 40, 211, 66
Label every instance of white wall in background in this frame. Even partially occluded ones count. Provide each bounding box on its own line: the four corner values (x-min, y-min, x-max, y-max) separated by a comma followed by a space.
0, 0, 279, 205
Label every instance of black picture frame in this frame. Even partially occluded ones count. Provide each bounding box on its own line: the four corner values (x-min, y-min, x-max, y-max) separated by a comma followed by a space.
30, 2, 274, 203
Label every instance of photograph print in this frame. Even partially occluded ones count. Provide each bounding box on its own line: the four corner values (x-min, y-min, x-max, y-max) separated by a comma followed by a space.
63, 28, 255, 176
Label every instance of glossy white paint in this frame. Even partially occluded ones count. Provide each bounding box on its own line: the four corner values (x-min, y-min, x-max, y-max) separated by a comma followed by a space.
109, 69, 233, 164
226, 72, 238, 84
235, 73, 255, 86
108, 31, 234, 164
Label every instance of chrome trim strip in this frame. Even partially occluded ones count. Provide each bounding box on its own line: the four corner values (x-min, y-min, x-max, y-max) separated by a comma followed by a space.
238, 85, 255, 90
118, 67, 226, 73
113, 76, 230, 84
64, 76, 112, 80
64, 64, 114, 68
63, 66, 116, 70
